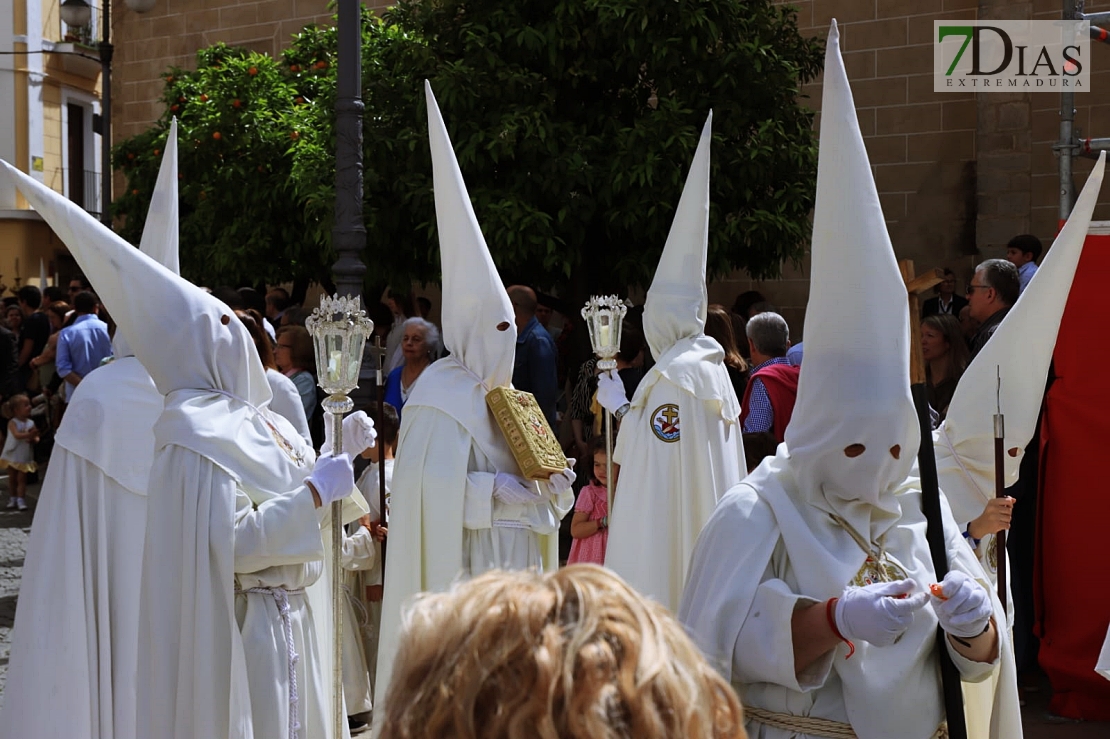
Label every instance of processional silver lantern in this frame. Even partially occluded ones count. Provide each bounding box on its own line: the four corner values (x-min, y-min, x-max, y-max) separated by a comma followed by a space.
305, 294, 373, 738
581, 295, 628, 516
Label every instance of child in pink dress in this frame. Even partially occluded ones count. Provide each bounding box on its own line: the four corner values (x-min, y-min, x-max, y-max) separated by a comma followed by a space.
567, 438, 617, 565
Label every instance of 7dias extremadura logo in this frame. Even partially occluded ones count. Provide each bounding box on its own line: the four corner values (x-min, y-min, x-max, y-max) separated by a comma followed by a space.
934, 20, 1090, 92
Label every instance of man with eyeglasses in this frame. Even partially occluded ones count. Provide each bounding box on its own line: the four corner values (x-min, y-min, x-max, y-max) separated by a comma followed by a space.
966, 258, 1020, 359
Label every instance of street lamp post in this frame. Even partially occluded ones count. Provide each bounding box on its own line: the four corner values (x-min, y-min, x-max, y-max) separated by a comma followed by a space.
332, 0, 366, 300
59, 0, 154, 228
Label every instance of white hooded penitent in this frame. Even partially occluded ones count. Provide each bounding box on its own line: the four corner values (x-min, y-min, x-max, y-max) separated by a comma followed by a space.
935, 152, 1105, 532
0, 133, 343, 739
679, 22, 1018, 739
0, 120, 180, 739
604, 111, 746, 612
373, 81, 572, 717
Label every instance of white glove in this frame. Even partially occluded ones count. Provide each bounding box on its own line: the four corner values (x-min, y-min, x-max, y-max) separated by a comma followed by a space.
596, 371, 629, 415
544, 460, 576, 496
835, 578, 929, 647
930, 570, 993, 639
493, 472, 542, 505
305, 453, 355, 507
321, 410, 377, 456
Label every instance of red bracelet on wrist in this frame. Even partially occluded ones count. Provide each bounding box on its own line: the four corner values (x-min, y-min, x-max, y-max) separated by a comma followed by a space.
826, 597, 855, 659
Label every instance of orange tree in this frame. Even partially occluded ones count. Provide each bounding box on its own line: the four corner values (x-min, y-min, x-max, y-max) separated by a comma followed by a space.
112, 38, 337, 286
115, 0, 823, 294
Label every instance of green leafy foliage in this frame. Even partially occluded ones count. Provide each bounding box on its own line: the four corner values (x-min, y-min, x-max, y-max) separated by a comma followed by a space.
113, 0, 822, 293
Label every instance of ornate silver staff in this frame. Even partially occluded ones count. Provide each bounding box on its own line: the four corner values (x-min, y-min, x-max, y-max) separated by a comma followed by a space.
581, 296, 627, 516
306, 294, 373, 739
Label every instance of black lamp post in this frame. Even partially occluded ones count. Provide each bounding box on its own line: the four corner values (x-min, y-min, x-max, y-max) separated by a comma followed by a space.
59, 0, 155, 228
331, 0, 366, 300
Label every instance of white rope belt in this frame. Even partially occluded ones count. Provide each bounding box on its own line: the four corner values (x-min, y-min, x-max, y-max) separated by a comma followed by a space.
237, 586, 306, 739
342, 582, 370, 628
745, 706, 948, 739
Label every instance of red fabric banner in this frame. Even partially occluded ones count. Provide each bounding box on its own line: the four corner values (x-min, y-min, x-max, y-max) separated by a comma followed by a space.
1037, 228, 1110, 720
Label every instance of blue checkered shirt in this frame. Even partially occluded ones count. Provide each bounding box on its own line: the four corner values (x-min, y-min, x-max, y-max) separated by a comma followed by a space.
742, 356, 793, 434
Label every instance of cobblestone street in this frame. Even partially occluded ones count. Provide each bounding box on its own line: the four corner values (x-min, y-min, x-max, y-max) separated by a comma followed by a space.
0, 478, 38, 699
0, 478, 1105, 737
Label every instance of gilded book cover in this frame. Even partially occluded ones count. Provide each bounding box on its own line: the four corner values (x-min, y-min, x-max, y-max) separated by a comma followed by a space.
485, 386, 567, 480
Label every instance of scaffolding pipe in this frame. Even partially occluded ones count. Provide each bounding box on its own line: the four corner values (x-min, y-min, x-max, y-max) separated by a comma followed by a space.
1078, 10, 1110, 25
1060, 0, 1081, 222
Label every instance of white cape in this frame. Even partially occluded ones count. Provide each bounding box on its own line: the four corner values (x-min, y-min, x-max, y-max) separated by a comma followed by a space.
605, 346, 745, 612
0, 358, 159, 739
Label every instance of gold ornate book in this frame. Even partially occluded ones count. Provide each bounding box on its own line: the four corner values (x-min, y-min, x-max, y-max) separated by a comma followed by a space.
485, 386, 567, 480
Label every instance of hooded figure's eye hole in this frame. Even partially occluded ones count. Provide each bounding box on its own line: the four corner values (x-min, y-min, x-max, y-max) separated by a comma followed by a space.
889, 445, 901, 460
496, 321, 511, 331
1008, 447, 1021, 457
220, 314, 231, 325
844, 444, 866, 458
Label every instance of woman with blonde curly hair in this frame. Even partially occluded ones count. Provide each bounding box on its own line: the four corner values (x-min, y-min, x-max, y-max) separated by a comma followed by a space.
379, 565, 746, 739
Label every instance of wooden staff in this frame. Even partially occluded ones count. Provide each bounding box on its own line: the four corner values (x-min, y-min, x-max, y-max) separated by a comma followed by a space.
993, 368, 1007, 613
376, 335, 388, 569
901, 259, 968, 739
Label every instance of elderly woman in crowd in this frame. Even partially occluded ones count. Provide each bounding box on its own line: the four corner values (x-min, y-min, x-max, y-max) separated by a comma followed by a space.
378, 565, 747, 739
275, 324, 317, 421
383, 317, 441, 419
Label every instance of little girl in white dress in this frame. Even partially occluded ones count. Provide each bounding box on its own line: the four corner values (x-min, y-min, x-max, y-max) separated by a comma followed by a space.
1, 394, 39, 510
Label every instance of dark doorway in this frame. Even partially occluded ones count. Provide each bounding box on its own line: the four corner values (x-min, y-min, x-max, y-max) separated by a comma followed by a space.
66, 103, 86, 212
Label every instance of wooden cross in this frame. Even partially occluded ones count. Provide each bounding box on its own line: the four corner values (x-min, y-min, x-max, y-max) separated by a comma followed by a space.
899, 259, 944, 386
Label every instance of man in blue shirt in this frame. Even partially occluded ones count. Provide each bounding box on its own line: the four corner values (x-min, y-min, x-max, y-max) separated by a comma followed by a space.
507, 285, 559, 429
56, 291, 113, 395
1006, 233, 1041, 294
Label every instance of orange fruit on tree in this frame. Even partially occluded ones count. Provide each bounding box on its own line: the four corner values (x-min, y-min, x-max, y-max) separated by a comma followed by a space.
290, 64, 300, 72
200, 94, 209, 102
248, 66, 258, 76
213, 131, 222, 140
127, 152, 135, 160
132, 189, 139, 195
315, 60, 328, 69
153, 148, 160, 156
290, 130, 300, 140
171, 104, 179, 112
232, 98, 241, 108
295, 96, 304, 104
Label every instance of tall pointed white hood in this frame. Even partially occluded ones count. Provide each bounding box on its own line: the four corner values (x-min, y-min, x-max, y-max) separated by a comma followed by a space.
425, 80, 516, 390
936, 152, 1105, 525
114, 118, 180, 358
782, 21, 919, 535
139, 117, 180, 275
643, 112, 712, 357
632, 113, 741, 422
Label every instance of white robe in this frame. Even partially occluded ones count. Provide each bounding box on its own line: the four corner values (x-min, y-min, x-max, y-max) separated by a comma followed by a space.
0, 358, 159, 739
605, 351, 744, 612
1098, 627, 1110, 680
679, 461, 1021, 739
373, 403, 572, 715
354, 460, 391, 701
319, 483, 375, 719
